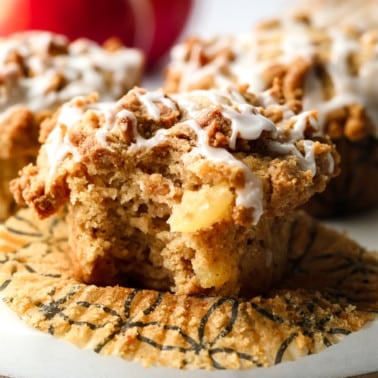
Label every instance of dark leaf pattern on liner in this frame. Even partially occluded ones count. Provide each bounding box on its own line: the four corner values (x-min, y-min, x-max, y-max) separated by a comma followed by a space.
0, 209, 376, 370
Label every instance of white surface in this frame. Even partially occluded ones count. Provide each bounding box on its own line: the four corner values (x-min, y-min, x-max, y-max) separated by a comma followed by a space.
1, 1, 377, 377
184, 0, 290, 37
325, 207, 378, 251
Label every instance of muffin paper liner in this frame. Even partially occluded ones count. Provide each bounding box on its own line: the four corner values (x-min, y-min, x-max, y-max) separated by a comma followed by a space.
0, 209, 377, 370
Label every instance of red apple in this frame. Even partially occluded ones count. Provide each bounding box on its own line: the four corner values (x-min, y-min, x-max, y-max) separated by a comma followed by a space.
0, 0, 194, 67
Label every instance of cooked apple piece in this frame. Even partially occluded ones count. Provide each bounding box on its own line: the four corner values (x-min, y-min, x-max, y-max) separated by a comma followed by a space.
168, 184, 234, 232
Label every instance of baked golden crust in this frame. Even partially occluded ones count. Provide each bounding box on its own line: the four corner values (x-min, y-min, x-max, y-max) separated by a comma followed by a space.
0, 107, 41, 159
0, 106, 50, 220
0, 31, 144, 221
11, 85, 338, 296
0, 208, 376, 370
0, 156, 31, 220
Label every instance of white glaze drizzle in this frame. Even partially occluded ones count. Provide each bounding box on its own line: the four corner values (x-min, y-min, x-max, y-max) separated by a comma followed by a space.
169, 25, 313, 94
95, 106, 135, 146
0, 31, 143, 114
182, 119, 264, 220
169, 22, 378, 137
133, 90, 178, 120
44, 99, 85, 182
44, 88, 328, 222
309, 29, 378, 135
221, 104, 277, 149
269, 140, 314, 175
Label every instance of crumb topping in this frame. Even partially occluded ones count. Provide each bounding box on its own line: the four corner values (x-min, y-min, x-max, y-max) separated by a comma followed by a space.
166, 19, 378, 138
42, 86, 333, 222
0, 31, 143, 114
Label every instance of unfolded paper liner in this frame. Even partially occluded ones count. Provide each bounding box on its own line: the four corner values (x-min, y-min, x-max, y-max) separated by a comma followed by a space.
0, 209, 377, 370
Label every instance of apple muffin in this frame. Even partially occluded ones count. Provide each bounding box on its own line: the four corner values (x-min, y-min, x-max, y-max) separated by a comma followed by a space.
289, 0, 378, 31
0, 31, 144, 220
164, 17, 378, 216
11, 84, 338, 296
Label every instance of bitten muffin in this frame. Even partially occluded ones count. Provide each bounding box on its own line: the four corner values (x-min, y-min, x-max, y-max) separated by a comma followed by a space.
164, 17, 378, 216
0, 31, 144, 220
11, 84, 338, 296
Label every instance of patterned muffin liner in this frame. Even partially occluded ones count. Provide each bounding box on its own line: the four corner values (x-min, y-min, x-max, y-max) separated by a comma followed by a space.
0, 209, 377, 370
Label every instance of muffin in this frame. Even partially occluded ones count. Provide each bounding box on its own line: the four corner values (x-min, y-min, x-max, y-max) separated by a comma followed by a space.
289, 0, 378, 31
11, 84, 338, 297
164, 17, 378, 216
0, 31, 144, 220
